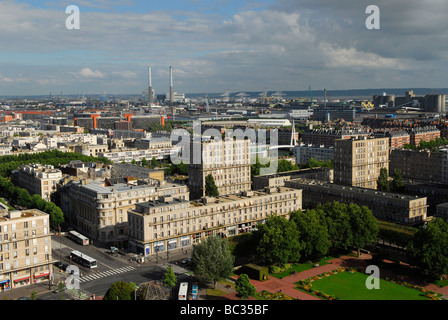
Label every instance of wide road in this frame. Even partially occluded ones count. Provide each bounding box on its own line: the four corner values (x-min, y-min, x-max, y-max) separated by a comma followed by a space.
38, 234, 193, 300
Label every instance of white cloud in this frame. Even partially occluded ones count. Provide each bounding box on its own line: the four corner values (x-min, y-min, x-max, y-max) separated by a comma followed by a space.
79, 68, 105, 78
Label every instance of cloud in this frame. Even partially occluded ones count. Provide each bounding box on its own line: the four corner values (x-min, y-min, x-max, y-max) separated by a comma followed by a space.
79, 68, 105, 78
0, 0, 447, 95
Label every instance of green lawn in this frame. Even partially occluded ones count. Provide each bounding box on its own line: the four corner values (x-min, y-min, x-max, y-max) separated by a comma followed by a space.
308, 271, 430, 300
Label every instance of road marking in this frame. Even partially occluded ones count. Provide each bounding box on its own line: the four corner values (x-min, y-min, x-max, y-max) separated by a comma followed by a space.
79, 266, 136, 283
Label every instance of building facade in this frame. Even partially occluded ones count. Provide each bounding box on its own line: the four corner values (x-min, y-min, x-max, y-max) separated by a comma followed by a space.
59, 179, 189, 246
127, 187, 302, 256
0, 209, 53, 292
285, 178, 427, 225
334, 136, 389, 189
14, 164, 63, 201
294, 143, 335, 165
188, 137, 252, 200
389, 149, 448, 184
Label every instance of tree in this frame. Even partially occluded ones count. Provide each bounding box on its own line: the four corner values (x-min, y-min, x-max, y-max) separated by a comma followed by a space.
347, 204, 379, 258
103, 281, 136, 300
235, 274, 255, 298
407, 218, 448, 281
141, 157, 147, 167
391, 169, 406, 193
163, 265, 177, 288
190, 235, 235, 289
253, 214, 304, 266
290, 209, 331, 261
205, 174, 219, 197
151, 157, 159, 167
377, 167, 390, 192
316, 202, 352, 250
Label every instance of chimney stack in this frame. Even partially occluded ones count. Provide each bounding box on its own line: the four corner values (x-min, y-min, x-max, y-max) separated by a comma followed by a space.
169, 66, 174, 104
148, 66, 153, 106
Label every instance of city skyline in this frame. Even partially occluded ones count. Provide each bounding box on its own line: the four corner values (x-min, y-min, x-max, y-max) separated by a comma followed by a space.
1, 0, 447, 96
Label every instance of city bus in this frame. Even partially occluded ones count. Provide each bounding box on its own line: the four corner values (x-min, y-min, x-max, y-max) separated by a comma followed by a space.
68, 230, 89, 246
178, 282, 188, 300
70, 250, 97, 269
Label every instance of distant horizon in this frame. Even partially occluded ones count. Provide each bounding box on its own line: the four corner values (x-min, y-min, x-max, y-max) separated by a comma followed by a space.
1, 87, 448, 100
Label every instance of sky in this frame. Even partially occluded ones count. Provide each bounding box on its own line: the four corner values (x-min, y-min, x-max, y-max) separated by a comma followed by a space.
0, 0, 447, 96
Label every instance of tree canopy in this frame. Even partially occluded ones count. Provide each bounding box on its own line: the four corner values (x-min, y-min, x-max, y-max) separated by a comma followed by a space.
407, 218, 448, 281
190, 235, 235, 288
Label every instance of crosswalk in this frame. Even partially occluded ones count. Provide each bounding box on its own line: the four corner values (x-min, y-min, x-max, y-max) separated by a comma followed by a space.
79, 266, 136, 283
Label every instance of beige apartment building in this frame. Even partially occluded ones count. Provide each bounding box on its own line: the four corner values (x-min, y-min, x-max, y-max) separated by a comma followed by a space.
188, 137, 252, 200
285, 178, 427, 225
59, 179, 189, 246
334, 136, 389, 189
14, 164, 63, 201
127, 187, 302, 256
0, 209, 53, 292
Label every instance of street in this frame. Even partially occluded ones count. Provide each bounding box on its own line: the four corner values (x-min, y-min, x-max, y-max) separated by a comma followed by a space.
36, 234, 194, 300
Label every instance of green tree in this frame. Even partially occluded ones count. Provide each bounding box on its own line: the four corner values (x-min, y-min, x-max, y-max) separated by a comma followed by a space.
235, 274, 255, 298
316, 202, 352, 250
254, 214, 304, 266
151, 157, 159, 167
190, 235, 235, 289
407, 218, 448, 281
205, 174, 219, 197
391, 169, 406, 193
141, 157, 147, 167
103, 281, 136, 300
347, 204, 379, 257
377, 167, 390, 192
290, 209, 331, 261
163, 265, 177, 288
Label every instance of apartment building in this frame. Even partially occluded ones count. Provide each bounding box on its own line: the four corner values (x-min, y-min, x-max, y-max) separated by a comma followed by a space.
14, 164, 63, 201
285, 178, 427, 225
294, 143, 335, 165
127, 187, 302, 256
188, 137, 252, 200
334, 136, 389, 189
110, 163, 164, 182
390, 149, 448, 184
300, 128, 370, 147
59, 179, 189, 246
253, 168, 334, 190
0, 209, 52, 292
409, 127, 441, 146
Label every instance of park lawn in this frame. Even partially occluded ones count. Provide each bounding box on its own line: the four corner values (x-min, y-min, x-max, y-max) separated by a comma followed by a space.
309, 271, 430, 300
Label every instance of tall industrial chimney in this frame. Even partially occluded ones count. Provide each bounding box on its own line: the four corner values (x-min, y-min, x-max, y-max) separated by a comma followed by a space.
148, 66, 153, 106
324, 89, 327, 107
169, 66, 174, 104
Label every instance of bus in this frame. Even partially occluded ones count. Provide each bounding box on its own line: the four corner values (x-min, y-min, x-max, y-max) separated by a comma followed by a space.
68, 230, 89, 246
70, 250, 97, 269
178, 282, 188, 300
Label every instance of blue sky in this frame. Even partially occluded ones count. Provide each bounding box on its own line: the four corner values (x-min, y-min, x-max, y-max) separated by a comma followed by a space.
1, 0, 447, 96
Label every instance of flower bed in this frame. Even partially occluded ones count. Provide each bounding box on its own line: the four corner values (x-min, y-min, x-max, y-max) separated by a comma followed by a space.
256, 290, 295, 300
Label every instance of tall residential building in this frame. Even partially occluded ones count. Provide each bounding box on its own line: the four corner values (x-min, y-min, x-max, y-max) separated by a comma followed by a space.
188, 137, 252, 200
127, 187, 302, 256
14, 164, 63, 201
334, 136, 389, 189
0, 209, 53, 292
